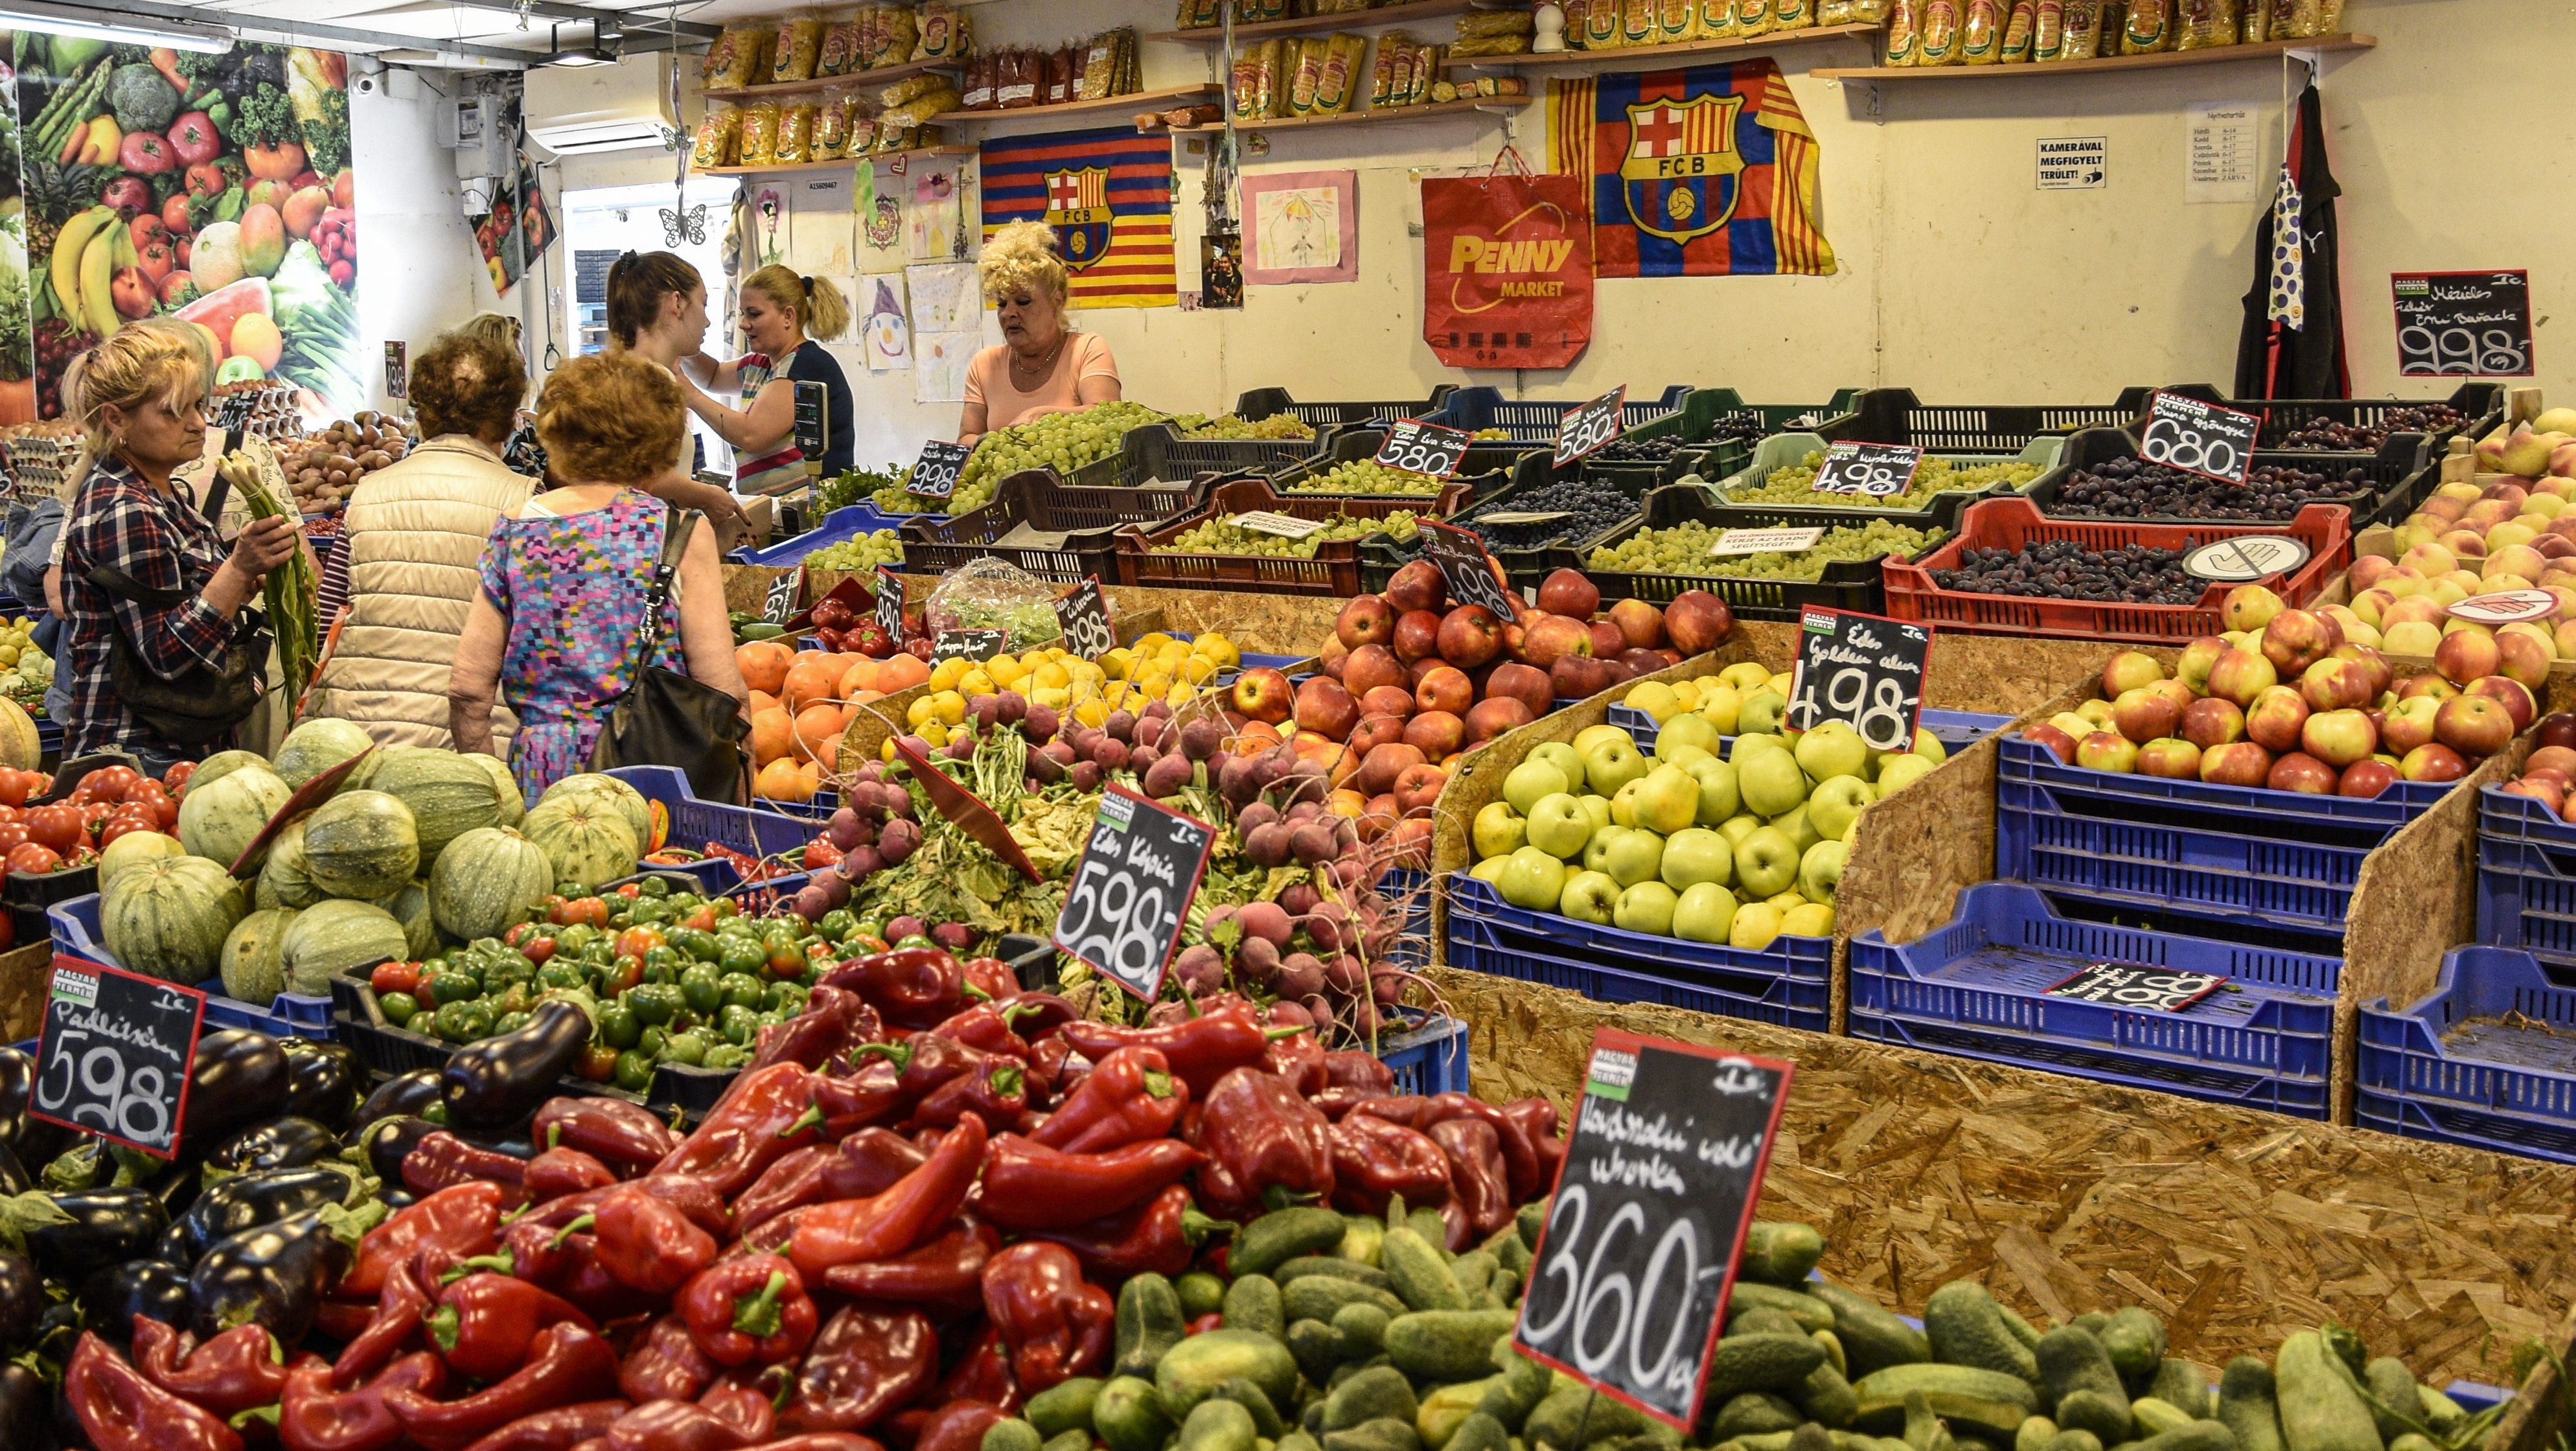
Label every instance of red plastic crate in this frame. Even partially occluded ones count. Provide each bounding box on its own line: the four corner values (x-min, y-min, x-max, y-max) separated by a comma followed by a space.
1881, 495, 2351, 642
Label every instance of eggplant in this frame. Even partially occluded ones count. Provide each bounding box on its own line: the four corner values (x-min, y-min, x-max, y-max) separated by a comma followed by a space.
0, 1362, 50, 1451
176, 1030, 291, 1161
153, 1218, 190, 1268
209, 1117, 338, 1175
0, 1047, 67, 1172
174, 1166, 346, 1260
357, 1068, 442, 1125
279, 1041, 362, 1133
0, 1251, 37, 1351
442, 1001, 590, 1132
23, 1189, 166, 1281
78, 1260, 190, 1344
359, 1116, 439, 1184
0, 1140, 25, 1196
188, 1208, 348, 1345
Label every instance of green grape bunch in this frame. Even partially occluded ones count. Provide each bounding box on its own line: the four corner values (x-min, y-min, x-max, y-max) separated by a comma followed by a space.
1589, 518, 1946, 581
1285, 459, 1448, 497
803, 529, 905, 572
874, 401, 1171, 517
1726, 451, 2043, 510
1155, 511, 1422, 558
1185, 413, 1315, 441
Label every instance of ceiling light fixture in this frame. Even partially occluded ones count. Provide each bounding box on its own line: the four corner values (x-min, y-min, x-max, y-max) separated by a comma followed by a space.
540, 20, 617, 67
0, 0, 229, 52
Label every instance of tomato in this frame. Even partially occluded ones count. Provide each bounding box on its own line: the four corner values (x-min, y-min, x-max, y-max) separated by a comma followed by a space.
614, 926, 665, 961
682, 904, 718, 934
371, 960, 422, 997
97, 814, 157, 849
0, 822, 30, 854
576, 1045, 619, 1082
131, 782, 177, 830
25, 806, 82, 853
544, 896, 575, 927
6, 842, 61, 875
605, 954, 645, 994
563, 897, 610, 930
615, 883, 641, 899
0, 771, 30, 809
80, 765, 139, 803
163, 760, 196, 795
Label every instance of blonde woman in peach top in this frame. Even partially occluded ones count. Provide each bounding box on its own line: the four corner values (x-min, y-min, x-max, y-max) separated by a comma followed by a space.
958, 221, 1121, 445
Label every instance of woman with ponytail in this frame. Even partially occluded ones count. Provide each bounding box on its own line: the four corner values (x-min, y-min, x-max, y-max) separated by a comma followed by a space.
672, 264, 856, 494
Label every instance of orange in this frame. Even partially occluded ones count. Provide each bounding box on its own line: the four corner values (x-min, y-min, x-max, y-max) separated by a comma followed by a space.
875, 653, 930, 692
749, 706, 796, 767
783, 656, 842, 714
794, 703, 848, 765
838, 658, 881, 698
737, 640, 794, 696
748, 690, 782, 718
754, 758, 812, 802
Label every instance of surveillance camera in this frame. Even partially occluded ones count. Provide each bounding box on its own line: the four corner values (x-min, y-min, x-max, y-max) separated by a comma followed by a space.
353, 73, 382, 96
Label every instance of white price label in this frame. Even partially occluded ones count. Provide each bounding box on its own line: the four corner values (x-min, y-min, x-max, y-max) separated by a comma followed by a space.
1710, 528, 1824, 557
1235, 511, 1326, 539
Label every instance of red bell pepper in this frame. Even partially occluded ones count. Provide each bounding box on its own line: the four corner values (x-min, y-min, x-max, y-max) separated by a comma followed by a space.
788, 1111, 985, 1281
1004, 993, 1078, 1041
913, 1402, 1009, 1451
1026, 1183, 1223, 1282
1322, 1050, 1396, 1093
1327, 1113, 1453, 1216
1028, 1047, 1184, 1154
655, 1062, 825, 1196
384, 1324, 621, 1451
560, 1186, 719, 1295
936, 1003, 1031, 1060
68, 1332, 244, 1451
819, 1216, 996, 1311
961, 955, 1022, 1004
905, 1055, 1026, 1130
317, 1299, 378, 1340
1428, 1117, 1511, 1238
747, 984, 873, 1073
534, 1097, 681, 1172
1195, 1067, 1335, 1221
1059, 1008, 1275, 1098
601, 1390, 772, 1451
427, 1273, 596, 1382
777, 1306, 936, 1436
133, 1318, 291, 1417
819, 946, 967, 1029
680, 1253, 818, 1367
849, 1034, 977, 1115
825, 1128, 928, 1199
494, 1215, 577, 1290
342, 1182, 505, 1297
283, 1352, 448, 1451
977, 1135, 1205, 1231
333, 1255, 434, 1388
736, 1204, 811, 1258
404, 1132, 533, 1205
456, 1401, 630, 1451
621, 1313, 719, 1404
1024, 1035, 1071, 1102
928, 1324, 1017, 1412
523, 1173, 733, 1238
736, 1146, 836, 1235
525, 1147, 617, 1202
1423, 1093, 1541, 1201
1501, 1097, 1567, 1190
811, 1060, 908, 1139
753, 1438, 889, 1451
1263, 1028, 1328, 1098
980, 1242, 1114, 1394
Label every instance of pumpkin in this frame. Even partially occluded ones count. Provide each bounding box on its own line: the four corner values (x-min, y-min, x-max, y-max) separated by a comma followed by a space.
469, 753, 525, 828
279, 898, 409, 995
430, 827, 555, 942
542, 774, 650, 852
219, 907, 297, 1006
366, 750, 507, 863
187, 749, 270, 798
376, 879, 438, 960
99, 830, 185, 891
271, 717, 375, 789
299, 789, 419, 900
101, 853, 246, 982
177, 763, 291, 870
523, 796, 639, 892
258, 818, 325, 911
0, 698, 38, 772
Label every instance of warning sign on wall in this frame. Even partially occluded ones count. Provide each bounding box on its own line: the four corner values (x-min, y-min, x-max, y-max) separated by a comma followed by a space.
2038, 136, 2108, 191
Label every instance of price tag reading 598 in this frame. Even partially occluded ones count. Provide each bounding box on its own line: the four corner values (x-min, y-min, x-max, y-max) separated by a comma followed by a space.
1053, 788, 1215, 1002
32, 957, 204, 1158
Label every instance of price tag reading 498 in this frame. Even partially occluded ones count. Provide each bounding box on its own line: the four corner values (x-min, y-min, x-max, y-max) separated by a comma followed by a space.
1053, 787, 1216, 1002
1788, 606, 1930, 754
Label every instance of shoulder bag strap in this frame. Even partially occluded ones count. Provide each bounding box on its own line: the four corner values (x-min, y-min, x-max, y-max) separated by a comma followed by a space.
625, 502, 698, 670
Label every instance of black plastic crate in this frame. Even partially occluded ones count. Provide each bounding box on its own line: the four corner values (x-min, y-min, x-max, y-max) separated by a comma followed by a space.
998, 932, 1058, 992
1110, 421, 1329, 485
901, 468, 1215, 584
1234, 386, 1458, 430
1449, 461, 1670, 585
2110, 382, 2502, 452
1116, 476, 1467, 597
2022, 426, 2430, 528
1270, 428, 1523, 504
1419, 385, 1692, 443
1844, 386, 2225, 453
1558, 482, 1948, 617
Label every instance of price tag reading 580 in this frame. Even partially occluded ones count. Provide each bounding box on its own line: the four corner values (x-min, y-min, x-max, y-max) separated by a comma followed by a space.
33, 955, 204, 1158
1788, 606, 1930, 754
1053, 787, 1216, 1002
1374, 419, 1473, 480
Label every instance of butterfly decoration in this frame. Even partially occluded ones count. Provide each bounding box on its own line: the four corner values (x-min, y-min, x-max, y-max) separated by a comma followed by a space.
661, 203, 707, 246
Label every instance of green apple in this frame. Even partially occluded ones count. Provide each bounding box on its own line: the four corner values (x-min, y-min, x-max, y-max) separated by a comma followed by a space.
1734, 826, 1801, 898
1718, 813, 1763, 847
1799, 839, 1849, 904
1876, 752, 1938, 797
1672, 882, 1738, 944
1657, 712, 1723, 761
1584, 824, 1623, 877
1697, 685, 1742, 734
1577, 795, 1613, 834
1573, 724, 1631, 758
1630, 763, 1701, 836
1473, 800, 1527, 859
1732, 731, 1787, 760
1806, 776, 1875, 841
1496, 846, 1567, 910
1793, 721, 1869, 784
1528, 741, 1587, 793
1609, 778, 1643, 828
1911, 728, 1949, 766
1614, 881, 1679, 936
1600, 827, 1665, 888
1525, 793, 1593, 859
1738, 690, 1789, 736
1772, 804, 1819, 856
1656, 740, 1714, 771
1470, 855, 1510, 885
1737, 747, 1810, 819
1729, 901, 1784, 951
1687, 758, 1740, 824
1502, 760, 1570, 816
1660, 827, 1734, 890
1782, 901, 1835, 938
1583, 737, 1649, 797
1559, 870, 1620, 925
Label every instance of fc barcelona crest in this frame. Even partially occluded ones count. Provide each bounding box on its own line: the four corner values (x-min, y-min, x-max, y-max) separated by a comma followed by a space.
1617, 95, 1744, 246
1045, 167, 1115, 272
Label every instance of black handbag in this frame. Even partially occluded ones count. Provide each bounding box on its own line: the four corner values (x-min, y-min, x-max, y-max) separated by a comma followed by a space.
81, 564, 270, 748
586, 505, 749, 801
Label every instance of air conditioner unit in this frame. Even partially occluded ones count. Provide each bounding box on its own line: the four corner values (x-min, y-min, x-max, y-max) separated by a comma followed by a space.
525, 54, 678, 157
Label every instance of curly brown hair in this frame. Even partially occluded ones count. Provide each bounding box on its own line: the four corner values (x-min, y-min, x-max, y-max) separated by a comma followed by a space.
411, 330, 525, 443
535, 351, 684, 485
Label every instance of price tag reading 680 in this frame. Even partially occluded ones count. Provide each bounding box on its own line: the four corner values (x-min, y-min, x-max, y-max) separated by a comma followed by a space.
33, 955, 204, 1158
1053, 787, 1216, 1002
1788, 606, 1929, 754
2139, 391, 2262, 486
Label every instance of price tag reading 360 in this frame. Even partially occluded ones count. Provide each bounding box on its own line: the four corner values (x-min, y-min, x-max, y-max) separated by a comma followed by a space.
1053, 787, 1216, 1002
33, 955, 204, 1158
1788, 606, 1929, 754
2140, 391, 2263, 486
1374, 419, 1474, 480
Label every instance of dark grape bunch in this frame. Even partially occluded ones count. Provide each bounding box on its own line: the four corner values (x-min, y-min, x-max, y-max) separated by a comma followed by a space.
1704, 411, 1770, 447
1931, 539, 2203, 603
1459, 478, 1637, 550
1590, 435, 1685, 463
2277, 403, 2463, 451
2047, 456, 2371, 520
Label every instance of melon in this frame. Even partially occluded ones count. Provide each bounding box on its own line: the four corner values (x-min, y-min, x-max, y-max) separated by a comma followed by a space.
271, 717, 375, 789
100, 854, 246, 982
542, 774, 650, 852
98, 830, 185, 891
0, 698, 37, 771
339, 743, 409, 793
279, 898, 408, 994
187, 749, 270, 798
177, 763, 290, 870
523, 796, 639, 892
367, 750, 507, 863
376, 879, 438, 960
258, 818, 325, 910
299, 789, 419, 900
430, 827, 556, 942
469, 752, 525, 827
219, 907, 297, 1006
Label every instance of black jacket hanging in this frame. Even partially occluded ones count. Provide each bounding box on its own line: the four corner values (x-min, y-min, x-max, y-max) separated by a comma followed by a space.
2237, 80, 2348, 399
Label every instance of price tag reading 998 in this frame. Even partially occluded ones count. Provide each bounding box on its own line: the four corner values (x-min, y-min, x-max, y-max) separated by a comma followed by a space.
1787, 607, 1930, 754
2139, 391, 2262, 486
33, 955, 204, 1158
1053, 788, 1216, 1002
2393, 270, 2535, 378
1513, 1030, 1793, 1430
1374, 420, 1474, 480
875, 566, 907, 645
910, 440, 972, 502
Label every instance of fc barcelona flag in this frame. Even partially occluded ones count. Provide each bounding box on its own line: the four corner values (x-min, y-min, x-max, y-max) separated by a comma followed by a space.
1548, 62, 1835, 279
981, 126, 1177, 308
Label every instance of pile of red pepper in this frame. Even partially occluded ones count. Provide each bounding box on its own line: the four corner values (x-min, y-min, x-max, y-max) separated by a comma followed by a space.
62, 940, 1567, 1451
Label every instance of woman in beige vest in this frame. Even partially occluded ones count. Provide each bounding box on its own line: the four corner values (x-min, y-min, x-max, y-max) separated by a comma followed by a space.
306, 329, 536, 747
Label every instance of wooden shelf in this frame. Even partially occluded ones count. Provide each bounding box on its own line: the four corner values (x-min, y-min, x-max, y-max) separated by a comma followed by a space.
1157, 93, 1528, 133
693, 145, 974, 177
1148, 0, 1486, 45
939, 84, 1221, 128
703, 56, 956, 102
1475, 23, 1880, 73
1815, 31, 2372, 80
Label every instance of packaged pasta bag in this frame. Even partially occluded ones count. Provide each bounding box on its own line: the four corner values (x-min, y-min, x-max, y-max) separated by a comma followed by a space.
1775, 0, 1816, 32
811, 91, 852, 159
880, 73, 937, 108
1883, 0, 1921, 62
1915, 0, 1965, 62
2030, 0, 2067, 56
1585, 0, 1624, 45
1699, 0, 1739, 42
1289, 37, 1329, 114
2121, 0, 2172, 51
873, 7, 917, 65
2284, 0, 2341, 34
914, 3, 963, 60
1849, 0, 1891, 14
2057, 0, 2104, 56
884, 86, 961, 128
816, 12, 856, 76
1370, 32, 1402, 106
691, 106, 740, 169
1081, 31, 1122, 99
1414, 45, 1445, 102
1316, 34, 1364, 113
1658, 0, 1700, 39
774, 102, 815, 163
1821, 0, 1854, 20
1999, 0, 2038, 57
1734, 0, 1774, 40
1959, 0, 2002, 59
2100, 0, 2130, 46
2175, 0, 2237, 47
772, 14, 824, 83
737, 100, 781, 165
1237, 0, 1290, 19
2238, 0, 2270, 39
1176, 0, 1220, 23
711, 24, 768, 88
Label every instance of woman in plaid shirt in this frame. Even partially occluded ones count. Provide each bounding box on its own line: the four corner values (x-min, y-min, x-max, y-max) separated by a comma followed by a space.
58, 329, 299, 770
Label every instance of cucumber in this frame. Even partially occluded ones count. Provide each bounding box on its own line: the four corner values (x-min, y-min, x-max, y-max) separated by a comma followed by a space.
2044, 1434, 2103, 1451
2415, 1386, 2467, 1437
2036, 1329, 2128, 1413
1326, 1418, 1423, 1451
1524, 1386, 1645, 1450
2149, 1360, 2214, 1422
1450, 1414, 1512, 1451
1452, 1251, 1498, 1300
1716, 1394, 1805, 1440
1742, 1221, 1828, 1285
985, 1420, 1044, 1451
1284, 1434, 1324, 1451
1335, 1303, 1394, 1356
1799, 1360, 1860, 1428
1328, 1367, 1421, 1434
1383, 1228, 1471, 1312
2071, 1314, 2111, 1338
1923, 1283, 2040, 1386
1341, 1215, 1388, 1268
1289, 1275, 1409, 1324
1290, 1320, 1350, 1386
2014, 1419, 2058, 1451
1096, 1376, 1175, 1451
2387, 1436, 2440, 1451
1421, 1380, 1496, 1448
2363, 1360, 2420, 1446
2135, 1422, 2237, 1451
2131, 1398, 2192, 1437
1480, 1343, 1552, 1432
2219, 1357, 2288, 1451
1118, 1273, 1188, 1378
1227, 1276, 1289, 1341
1185, 1400, 1262, 1451
1160, 1330, 1302, 1419
1280, 1258, 1397, 1293
1215, 1380, 1287, 1440
2054, 1389, 2131, 1446
2276, 1332, 2383, 1451
1027, 1379, 1105, 1439
2100, 1310, 2167, 1387
1852, 1365, 2041, 1442
1239, 1208, 1357, 1279
1386, 1310, 1520, 1382
1517, 1200, 1547, 1249
1180, 1273, 1229, 1319
1409, 1209, 1454, 1255
1903, 1390, 1945, 1451
1793, 1425, 1835, 1451
1732, 1283, 1839, 1334
1703, 1333, 1830, 1402
1998, 1305, 2043, 1352
1810, 1284, 1933, 1378
1729, 1308, 1809, 1340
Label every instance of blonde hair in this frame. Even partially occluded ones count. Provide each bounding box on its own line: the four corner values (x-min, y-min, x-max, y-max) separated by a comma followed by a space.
54, 351, 95, 502
535, 351, 686, 486
76, 328, 205, 458
119, 316, 218, 407
457, 311, 524, 354
979, 221, 1071, 309
742, 265, 851, 343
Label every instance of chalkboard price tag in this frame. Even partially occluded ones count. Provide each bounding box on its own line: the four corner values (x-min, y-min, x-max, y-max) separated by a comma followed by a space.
2393, 270, 2535, 378
1418, 521, 1520, 620
1053, 786, 1216, 1002
764, 565, 807, 626
910, 440, 972, 502
32, 954, 205, 1159
875, 565, 906, 644
2044, 962, 2225, 1012
1553, 386, 1627, 468
385, 341, 409, 402
1513, 1029, 1793, 1430
216, 393, 256, 432
1374, 419, 1475, 480
1811, 442, 1922, 497
2139, 391, 2264, 486
932, 629, 1009, 664
1787, 606, 1929, 754
1056, 576, 1116, 660
2179, 535, 2310, 583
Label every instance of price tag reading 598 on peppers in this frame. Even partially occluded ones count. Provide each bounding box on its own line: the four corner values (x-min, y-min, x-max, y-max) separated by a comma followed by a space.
1053, 785, 1217, 1001
32, 953, 205, 1159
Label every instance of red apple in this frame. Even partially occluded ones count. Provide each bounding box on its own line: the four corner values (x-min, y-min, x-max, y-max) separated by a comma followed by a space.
1359, 685, 1417, 726
2435, 628, 2502, 688
1231, 667, 1293, 725
1343, 645, 1409, 699
2136, 737, 2202, 780
1390, 610, 1442, 664
1317, 638, 1348, 681
2180, 697, 2246, 750
2261, 610, 2335, 677
2076, 732, 2140, 773
2268, 751, 2340, 795
1436, 605, 1503, 669
1608, 598, 1666, 649
2380, 696, 2443, 755
2339, 760, 2400, 798
1463, 697, 1535, 744
2402, 742, 2470, 782
2206, 647, 2279, 708
1484, 662, 1553, 719
1537, 569, 1600, 620
1403, 712, 1465, 760
2399, 673, 2461, 702
1416, 666, 1473, 716
1355, 743, 1426, 798
2501, 775, 2568, 816
2466, 675, 2537, 733
2435, 693, 2516, 758
1664, 590, 1735, 655
2538, 712, 2576, 752
2175, 636, 2227, 695
2023, 724, 2079, 763
2299, 658, 2373, 713
1518, 616, 1594, 669
2102, 650, 2166, 698
1337, 595, 1396, 651
2331, 642, 2394, 699
1383, 561, 1446, 616
2111, 687, 2182, 745
2496, 629, 2553, 690
2300, 708, 2378, 768
2245, 685, 2311, 753
1552, 655, 1614, 701
2200, 741, 2275, 787
1586, 620, 1626, 658
2528, 745, 2576, 779
1617, 647, 1667, 677
1293, 677, 1359, 741
1347, 716, 1407, 758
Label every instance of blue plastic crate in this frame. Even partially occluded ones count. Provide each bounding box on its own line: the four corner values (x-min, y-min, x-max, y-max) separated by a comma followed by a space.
1375, 866, 1432, 968
604, 765, 822, 878
50, 894, 338, 1041
2474, 787, 2576, 968
1848, 881, 2337, 1119
1422, 386, 1692, 444
731, 504, 910, 566
1374, 1010, 1469, 1097
1445, 870, 1831, 1030
2358, 944, 2576, 1162
1609, 704, 2014, 760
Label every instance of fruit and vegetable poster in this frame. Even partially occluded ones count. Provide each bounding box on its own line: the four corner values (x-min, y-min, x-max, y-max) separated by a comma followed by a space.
10, 37, 361, 419
1547, 60, 1835, 279
473, 161, 557, 298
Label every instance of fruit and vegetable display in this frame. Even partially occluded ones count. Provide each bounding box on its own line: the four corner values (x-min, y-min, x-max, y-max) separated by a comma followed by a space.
1457, 478, 1639, 553
0, 756, 155, 890
816, 461, 908, 515
2040, 457, 2374, 521
0, 616, 56, 720
877, 402, 1170, 517
1720, 452, 2045, 511
1285, 461, 1451, 498
1182, 413, 1317, 441
17, 36, 364, 417
2018, 589, 2532, 796
1587, 434, 1686, 464
2490, 712, 2576, 820
1927, 540, 2203, 605
277, 412, 411, 515
803, 531, 908, 573
1158, 513, 1424, 558
2277, 403, 2464, 450
1590, 520, 1946, 582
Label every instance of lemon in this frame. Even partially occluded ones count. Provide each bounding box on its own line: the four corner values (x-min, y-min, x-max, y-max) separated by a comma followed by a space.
919, 721, 950, 747
1180, 656, 1217, 684
1099, 648, 1136, 680
1166, 681, 1195, 708
1033, 661, 1072, 691
906, 696, 937, 728
930, 658, 968, 691
1195, 632, 1240, 667
958, 667, 995, 697
1032, 686, 1072, 711
881, 737, 902, 763
930, 691, 966, 726
1074, 699, 1109, 728
986, 656, 1027, 687
1134, 632, 1174, 654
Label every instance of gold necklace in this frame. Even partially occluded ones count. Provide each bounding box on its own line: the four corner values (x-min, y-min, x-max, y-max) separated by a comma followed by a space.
1008, 332, 1068, 382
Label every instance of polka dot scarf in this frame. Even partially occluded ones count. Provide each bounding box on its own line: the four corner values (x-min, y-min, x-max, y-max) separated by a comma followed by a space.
2266, 162, 2305, 331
